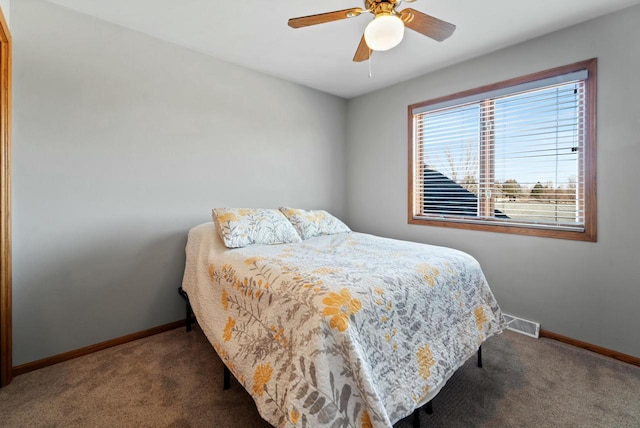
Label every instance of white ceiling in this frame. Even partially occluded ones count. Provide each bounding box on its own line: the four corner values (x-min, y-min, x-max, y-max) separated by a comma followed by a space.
46, 0, 640, 99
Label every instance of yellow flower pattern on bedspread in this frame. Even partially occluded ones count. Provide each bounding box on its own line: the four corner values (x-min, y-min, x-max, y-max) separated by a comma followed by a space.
188, 230, 504, 428
322, 289, 362, 332
290, 408, 300, 424
475, 306, 488, 330
417, 344, 435, 381
361, 410, 373, 428
416, 263, 440, 287
252, 364, 273, 397
222, 317, 235, 342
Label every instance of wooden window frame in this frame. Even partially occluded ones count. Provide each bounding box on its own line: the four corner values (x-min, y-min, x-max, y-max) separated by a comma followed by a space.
408, 59, 597, 241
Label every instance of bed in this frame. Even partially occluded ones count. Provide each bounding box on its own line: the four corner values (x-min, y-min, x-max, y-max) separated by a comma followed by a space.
180, 218, 504, 428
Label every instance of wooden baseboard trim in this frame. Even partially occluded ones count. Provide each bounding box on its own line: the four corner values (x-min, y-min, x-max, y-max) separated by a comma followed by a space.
12, 320, 186, 377
540, 329, 640, 368
12, 323, 638, 377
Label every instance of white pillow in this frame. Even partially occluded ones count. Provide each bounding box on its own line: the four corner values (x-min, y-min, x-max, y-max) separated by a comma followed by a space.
212, 208, 302, 248
279, 207, 351, 240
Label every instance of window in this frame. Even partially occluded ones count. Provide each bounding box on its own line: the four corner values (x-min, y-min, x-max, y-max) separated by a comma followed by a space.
408, 59, 596, 241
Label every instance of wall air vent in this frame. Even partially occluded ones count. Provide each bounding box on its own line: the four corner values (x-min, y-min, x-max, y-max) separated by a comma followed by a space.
503, 313, 540, 338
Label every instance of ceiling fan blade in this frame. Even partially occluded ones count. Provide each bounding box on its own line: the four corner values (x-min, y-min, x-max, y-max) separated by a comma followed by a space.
288, 8, 363, 28
353, 35, 371, 62
400, 8, 456, 42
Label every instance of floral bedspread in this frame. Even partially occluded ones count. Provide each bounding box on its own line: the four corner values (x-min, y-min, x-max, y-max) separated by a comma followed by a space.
182, 223, 504, 428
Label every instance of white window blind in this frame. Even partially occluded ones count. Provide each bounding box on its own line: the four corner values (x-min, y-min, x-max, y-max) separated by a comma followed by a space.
411, 72, 589, 232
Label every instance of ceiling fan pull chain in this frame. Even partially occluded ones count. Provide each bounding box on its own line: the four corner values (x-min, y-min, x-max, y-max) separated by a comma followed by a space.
368, 54, 373, 78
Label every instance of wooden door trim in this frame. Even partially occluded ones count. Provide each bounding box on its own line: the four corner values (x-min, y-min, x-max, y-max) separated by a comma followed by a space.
0, 5, 12, 388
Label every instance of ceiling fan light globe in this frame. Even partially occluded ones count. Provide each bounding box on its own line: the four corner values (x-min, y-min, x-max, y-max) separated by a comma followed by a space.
364, 14, 405, 51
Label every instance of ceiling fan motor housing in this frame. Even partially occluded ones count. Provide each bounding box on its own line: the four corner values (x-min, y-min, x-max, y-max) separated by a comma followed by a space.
365, 0, 400, 16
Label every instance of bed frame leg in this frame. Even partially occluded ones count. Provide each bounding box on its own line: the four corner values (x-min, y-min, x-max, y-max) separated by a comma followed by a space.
177, 287, 193, 332
177, 287, 232, 391
223, 365, 231, 390
477, 346, 483, 368
412, 398, 433, 427
412, 408, 420, 428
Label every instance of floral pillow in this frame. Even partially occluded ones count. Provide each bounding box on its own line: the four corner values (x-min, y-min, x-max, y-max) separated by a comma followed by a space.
212, 208, 302, 248
279, 207, 351, 240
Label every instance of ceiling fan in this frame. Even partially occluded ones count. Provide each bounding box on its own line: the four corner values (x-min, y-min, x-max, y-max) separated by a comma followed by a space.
288, 0, 456, 62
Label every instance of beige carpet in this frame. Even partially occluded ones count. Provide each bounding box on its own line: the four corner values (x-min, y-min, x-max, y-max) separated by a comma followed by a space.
1, 327, 638, 427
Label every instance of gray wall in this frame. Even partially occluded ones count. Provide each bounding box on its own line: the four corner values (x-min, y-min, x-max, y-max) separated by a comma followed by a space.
346, 5, 640, 357
12, 0, 347, 365
0, 0, 8, 28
